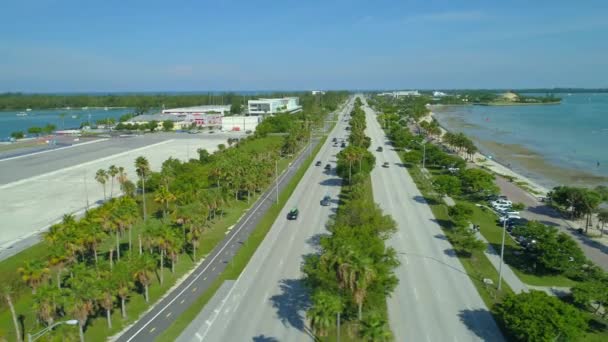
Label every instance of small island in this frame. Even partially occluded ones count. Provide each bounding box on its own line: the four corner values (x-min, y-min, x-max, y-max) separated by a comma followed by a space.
433, 90, 561, 106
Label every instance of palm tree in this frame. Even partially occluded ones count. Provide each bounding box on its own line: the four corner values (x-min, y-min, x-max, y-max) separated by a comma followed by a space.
350, 257, 377, 320
47, 245, 68, 289
1, 285, 22, 342
97, 272, 117, 329
132, 254, 156, 302
33, 284, 62, 327
598, 209, 608, 237
135, 156, 151, 220
154, 185, 176, 219
17, 260, 50, 294
66, 266, 99, 342
307, 290, 342, 338
187, 215, 206, 261
108, 165, 119, 198
360, 314, 391, 341
112, 261, 133, 319
95, 168, 109, 200
80, 218, 106, 265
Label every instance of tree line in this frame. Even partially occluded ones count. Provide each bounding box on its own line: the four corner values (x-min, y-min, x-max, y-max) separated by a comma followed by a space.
0, 93, 346, 341
369, 93, 608, 341
303, 98, 398, 341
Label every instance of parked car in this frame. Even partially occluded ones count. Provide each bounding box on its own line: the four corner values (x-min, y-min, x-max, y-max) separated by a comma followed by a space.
332, 137, 337, 142
341, 142, 346, 148
382, 162, 390, 168
320, 195, 331, 206
491, 199, 513, 207
287, 208, 299, 220
499, 215, 521, 224
376, 146, 383, 152
492, 203, 511, 211
315, 161, 322, 166
325, 164, 331, 170
497, 209, 520, 216
447, 167, 460, 174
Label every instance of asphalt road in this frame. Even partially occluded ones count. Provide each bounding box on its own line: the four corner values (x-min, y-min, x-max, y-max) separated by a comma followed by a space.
0, 132, 243, 184
362, 96, 505, 342
189, 99, 353, 342
0, 133, 240, 260
115, 99, 352, 342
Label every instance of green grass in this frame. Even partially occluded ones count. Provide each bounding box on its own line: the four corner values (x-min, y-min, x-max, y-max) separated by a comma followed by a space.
0, 135, 296, 342
156, 136, 327, 341
464, 202, 578, 288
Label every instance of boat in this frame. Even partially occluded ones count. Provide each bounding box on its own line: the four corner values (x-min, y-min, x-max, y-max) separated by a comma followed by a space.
17, 112, 27, 116
82, 106, 89, 110
71, 115, 78, 119
26, 108, 32, 112
104, 107, 109, 111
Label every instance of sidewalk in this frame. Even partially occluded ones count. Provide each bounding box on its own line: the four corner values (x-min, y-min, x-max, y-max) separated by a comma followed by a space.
475, 231, 529, 294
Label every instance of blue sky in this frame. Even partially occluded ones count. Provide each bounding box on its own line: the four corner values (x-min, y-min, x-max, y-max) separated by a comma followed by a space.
1, 0, 608, 92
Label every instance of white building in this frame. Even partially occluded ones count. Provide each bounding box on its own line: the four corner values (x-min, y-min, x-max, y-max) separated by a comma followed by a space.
162, 105, 231, 116
433, 91, 447, 97
247, 97, 301, 116
311, 90, 325, 95
377, 91, 420, 97
222, 116, 260, 132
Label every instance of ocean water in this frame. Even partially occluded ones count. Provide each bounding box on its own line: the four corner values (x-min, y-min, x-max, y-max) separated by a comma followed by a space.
0, 108, 132, 139
433, 93, 608, 184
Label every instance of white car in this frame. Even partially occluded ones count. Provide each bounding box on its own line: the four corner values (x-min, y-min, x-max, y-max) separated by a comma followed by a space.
499, 215, 521, 223
498, 210, 520, 216
491, 199, 512, 207
492, 203, 511, 211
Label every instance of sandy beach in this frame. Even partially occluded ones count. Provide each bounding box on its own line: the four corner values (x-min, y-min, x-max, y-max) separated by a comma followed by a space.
422, 111, 550, 195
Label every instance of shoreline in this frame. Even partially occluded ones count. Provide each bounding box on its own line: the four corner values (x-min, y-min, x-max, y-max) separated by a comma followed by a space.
424, 111, 550, 195
427, 107, 608, 192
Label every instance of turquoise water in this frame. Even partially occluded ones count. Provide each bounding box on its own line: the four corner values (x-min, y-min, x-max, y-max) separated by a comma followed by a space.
0, 108, 132, 139
433, 93, 608, 181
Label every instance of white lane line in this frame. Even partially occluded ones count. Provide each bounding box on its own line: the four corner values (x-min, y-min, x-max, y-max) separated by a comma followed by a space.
0, 138, 109, 163
0, 139, 174, 190
123, 157, 297, 341
413, 287, 419, 301
195, 332, 203, 342
426, 333, 431, 342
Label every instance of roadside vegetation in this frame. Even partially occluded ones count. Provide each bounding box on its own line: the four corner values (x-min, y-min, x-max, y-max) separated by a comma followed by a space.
369, 94, 608, 341
302, 98, 398, 341
0, 93, 346, 341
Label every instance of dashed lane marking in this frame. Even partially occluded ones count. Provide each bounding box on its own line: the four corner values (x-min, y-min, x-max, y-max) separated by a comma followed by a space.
166, 312, 172, 318
192, 287, 198, 293
149, 327, 156, 333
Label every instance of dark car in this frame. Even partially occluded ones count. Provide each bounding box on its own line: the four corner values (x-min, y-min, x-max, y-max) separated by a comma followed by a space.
332, 137, 337, 142
376, 146, 383, 152
341, 142, 346, 148
382, 162, 389, 168
287, 208, 299, 220
315, 161, 322, 166
320, 195, 331, 206
324, 164, 331, 170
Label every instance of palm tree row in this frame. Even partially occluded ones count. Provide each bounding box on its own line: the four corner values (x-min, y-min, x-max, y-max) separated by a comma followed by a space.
5, 95, 349, 341
303, 99, 398, 341
442, 131, 478, 161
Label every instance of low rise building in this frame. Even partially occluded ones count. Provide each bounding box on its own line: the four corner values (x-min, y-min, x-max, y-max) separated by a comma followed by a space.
126, 113, 189, 130
162, 105, 231, 116
247, 97, 301, 116
222, 116, 260, 132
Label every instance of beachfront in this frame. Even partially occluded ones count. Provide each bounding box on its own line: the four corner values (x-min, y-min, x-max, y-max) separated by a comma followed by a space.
423, 111, 608, 270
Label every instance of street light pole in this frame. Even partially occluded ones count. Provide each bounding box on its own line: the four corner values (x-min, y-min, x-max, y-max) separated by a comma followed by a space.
275, 159, 279, 204
28, 319, 79, 342
498, 217, 507, 291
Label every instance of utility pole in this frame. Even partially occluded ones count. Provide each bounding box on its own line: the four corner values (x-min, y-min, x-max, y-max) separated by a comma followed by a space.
84, 171, 89, 211
498, 218, 507, 290
275, 159, 279, 204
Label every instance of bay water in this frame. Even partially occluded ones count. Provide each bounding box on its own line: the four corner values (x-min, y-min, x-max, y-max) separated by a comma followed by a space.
433, 93, 608, 188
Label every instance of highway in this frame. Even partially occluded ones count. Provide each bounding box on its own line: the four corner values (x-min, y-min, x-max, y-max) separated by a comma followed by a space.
362, 96, 504, 342
190, 99, 353, 341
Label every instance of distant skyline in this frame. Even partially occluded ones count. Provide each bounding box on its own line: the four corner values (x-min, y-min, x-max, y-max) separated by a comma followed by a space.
2, 0, 608, 92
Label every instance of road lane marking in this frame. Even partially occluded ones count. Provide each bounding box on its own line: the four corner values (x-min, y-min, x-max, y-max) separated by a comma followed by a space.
192, 287, 198, 293
149, 327, 156, 333
203, 276, 207, 281
180, 299, 185, 304
413, 287, 419, 300
212, 266, 216, 272
426, 333, 431, 342
166, 312, 172, 318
